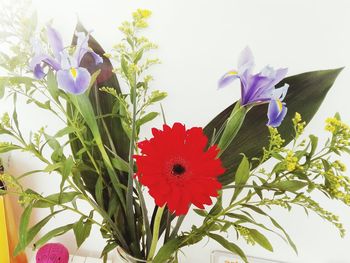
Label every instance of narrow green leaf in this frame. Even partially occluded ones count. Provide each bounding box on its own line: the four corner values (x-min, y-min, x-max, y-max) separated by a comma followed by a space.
153, 237, 187, 263
34, 224, 74, 249
0, 143, 21, 153
47, 70, 59, 101
33, 192, 80, 208
309, 135, 318, 157
95, 176, 104, 207
208, 233, 248, 263
232, 155, 250, 202
111, 155, 129, 173
100, 243, 118, 258
26, 210, 63, 247
14, 204, 33, 255
271, 180, 307, 192
248, 228, 273, 252
218, 105, 247, 154
242, 204, 297, 254
137, 112, 158, 128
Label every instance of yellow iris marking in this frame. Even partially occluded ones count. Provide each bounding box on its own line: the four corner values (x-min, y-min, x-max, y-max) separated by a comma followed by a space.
70, 68, 77, 78
277, 99, 283, 112
228, 70, 238, 76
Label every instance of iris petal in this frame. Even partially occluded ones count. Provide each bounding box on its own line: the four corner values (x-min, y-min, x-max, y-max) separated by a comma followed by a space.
46, 26, 64, 60
74, 31, 103, 66
56, 67, 91, 95
238, 46, 254, 74
267, 99, 288, 127
218, 70, 240, 89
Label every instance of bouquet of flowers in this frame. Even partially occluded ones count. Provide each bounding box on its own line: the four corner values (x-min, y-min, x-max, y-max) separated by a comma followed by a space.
0, 2, 349, 263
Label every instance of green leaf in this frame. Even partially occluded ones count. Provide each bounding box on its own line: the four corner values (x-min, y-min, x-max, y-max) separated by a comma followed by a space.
95, 176, 104, 207
47, 70, 59, 101
208, 233, 248, 263
100, 242, 118, 258
242, 204, 297, 254
231, 155, 250, 202
208, 193, 222, 216
217, 105, 247, 154
33, 192, 80, 208
26, 210, 63, 248
248, 228, 273, 252
153, 236, 187, 263
60, 157, 74, 190
34, 224, 74, 249
0, 143, 21, 153
111, 155, 129, 173
54, 126, 76, 138
309, 135, 318, 157
137, 112, 158, 128
14, 204, 33, 255
271, 180, 307, 192
149, 90, 167, 103
204, 68, 343, 185
73, 215, 93, 248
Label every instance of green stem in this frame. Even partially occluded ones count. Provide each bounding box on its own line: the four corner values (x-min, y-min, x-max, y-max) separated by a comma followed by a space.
147, 206, 165, 260
126, 77, 138, 253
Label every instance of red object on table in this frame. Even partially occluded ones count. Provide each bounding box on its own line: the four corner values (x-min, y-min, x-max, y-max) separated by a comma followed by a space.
36, 243, 69, 263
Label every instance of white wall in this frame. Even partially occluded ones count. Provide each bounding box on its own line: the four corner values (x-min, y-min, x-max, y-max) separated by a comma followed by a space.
1, 0, 350, 262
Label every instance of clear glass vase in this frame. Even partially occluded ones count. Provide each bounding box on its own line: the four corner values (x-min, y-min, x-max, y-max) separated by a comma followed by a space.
116, 246, 175, 263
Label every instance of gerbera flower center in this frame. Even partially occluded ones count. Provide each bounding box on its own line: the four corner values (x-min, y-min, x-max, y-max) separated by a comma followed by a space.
171, 163, 186, 176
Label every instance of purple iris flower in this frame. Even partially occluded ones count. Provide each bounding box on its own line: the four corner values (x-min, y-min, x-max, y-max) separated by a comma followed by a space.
218, 47, 289, 127
30, 26, 102, 95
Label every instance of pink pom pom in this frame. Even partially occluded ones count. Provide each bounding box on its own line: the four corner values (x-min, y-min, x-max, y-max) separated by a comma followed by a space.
36, 243, 69, 263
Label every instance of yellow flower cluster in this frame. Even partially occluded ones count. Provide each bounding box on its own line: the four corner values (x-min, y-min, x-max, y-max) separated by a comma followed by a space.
292, 112, 306, 135
132, 9, 152, 28
285, 151, 299, 171
325, 117, 350, 135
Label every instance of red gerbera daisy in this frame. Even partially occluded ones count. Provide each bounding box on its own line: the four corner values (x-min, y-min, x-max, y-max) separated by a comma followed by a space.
134, 122, 225, 215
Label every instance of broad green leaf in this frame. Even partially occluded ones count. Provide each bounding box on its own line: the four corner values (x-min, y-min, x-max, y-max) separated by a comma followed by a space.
34, 224, 74, 248
208, 233, 248, 263
73, 216, 93, 248
204, 68, 343, 185
271, 180, 307, 192
248, 228, 273, 252
232, 155, 250, 202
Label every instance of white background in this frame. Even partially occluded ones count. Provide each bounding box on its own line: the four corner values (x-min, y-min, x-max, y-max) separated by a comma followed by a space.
1, 0, 350, 262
